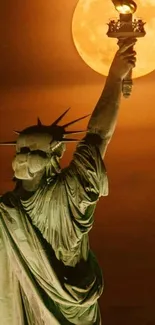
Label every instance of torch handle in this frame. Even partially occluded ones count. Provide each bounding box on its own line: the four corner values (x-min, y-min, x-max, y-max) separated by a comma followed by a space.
118, 40, 133, 98
122, 68, 133, 98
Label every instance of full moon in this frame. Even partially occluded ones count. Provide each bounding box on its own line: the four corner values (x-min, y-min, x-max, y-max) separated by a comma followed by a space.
72, 0, 155, 78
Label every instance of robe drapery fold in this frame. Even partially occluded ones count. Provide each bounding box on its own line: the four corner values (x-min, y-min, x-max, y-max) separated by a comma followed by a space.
0, 142, 108, 324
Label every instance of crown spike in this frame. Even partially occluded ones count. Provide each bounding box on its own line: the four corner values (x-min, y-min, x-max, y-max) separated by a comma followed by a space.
64, 130, 87, 135
0, 141, 16, 146
62, 114, 90, 128
13, 130, 20, 135
51, 107, 71, 126
37, 118, 42, 126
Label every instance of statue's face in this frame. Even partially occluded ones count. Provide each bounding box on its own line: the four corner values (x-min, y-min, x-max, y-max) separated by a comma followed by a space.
12, 132, 61, 180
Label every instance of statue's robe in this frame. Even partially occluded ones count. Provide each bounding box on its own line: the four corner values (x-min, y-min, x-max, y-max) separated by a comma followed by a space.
0, 141, 108, 325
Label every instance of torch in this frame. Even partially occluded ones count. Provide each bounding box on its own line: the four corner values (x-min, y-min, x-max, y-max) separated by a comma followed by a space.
107, 0, 146, 98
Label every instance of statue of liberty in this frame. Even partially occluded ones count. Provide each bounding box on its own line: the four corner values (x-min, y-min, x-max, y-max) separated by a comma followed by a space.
0, 38, 136, 324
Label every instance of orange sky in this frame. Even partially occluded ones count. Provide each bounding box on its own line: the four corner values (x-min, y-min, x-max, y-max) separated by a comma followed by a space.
0, 1, 155, 324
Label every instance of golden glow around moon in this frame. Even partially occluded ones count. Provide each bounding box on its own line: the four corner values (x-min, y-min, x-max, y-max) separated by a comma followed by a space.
72, 0, 155, 78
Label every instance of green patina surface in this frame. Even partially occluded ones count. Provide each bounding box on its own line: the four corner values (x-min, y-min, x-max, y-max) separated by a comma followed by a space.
0, 142, 108, 324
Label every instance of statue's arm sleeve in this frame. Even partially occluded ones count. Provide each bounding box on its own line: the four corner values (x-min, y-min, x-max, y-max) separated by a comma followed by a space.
64, 140, 108, 230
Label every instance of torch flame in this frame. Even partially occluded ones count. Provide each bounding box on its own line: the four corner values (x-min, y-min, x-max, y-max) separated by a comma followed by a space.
112, 1, 137, 14
116, 4, 133, 14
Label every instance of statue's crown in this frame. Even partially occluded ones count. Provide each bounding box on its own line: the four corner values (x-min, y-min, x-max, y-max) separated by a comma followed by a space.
0, 108, 89, 146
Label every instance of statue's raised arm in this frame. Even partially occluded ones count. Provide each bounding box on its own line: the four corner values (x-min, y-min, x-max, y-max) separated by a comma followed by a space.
86, 38, 136, 157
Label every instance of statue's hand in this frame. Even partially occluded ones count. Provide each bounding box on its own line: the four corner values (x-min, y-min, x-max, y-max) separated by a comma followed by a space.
109, 38, 137, 81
